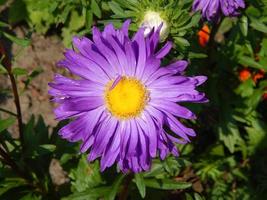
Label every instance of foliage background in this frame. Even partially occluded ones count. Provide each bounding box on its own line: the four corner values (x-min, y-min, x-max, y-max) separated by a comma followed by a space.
0, 0, 267, 199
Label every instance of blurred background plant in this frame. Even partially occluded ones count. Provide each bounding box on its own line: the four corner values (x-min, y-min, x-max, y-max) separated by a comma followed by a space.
0, 0, 267, 199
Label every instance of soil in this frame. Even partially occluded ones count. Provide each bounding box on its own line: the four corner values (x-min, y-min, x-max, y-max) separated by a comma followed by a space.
0, 26, 65, 137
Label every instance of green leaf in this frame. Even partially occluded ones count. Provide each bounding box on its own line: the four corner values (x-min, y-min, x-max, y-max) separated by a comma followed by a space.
23, 116, 37, 154
108, 1, 125, 17
0, 21, 10, 28
69, 156, 103, 192
194, 193, 205, 200
246, 116, 267, 154
91, 0, 101, 18
12, 67, 28, 76
8, 0, 27, 24
185, 193, 193, 200
174, 37, 190, 46
238, 56, 267, 70
143, 161, 164, 178
0, 178, 27, 196
134, 173, 146, 198
236, 79, 254, 98
163, 157, 184, 176
24, 0, 55, 33
218, 17, 233, 34
20, 193, 41, 200
0, 117, 16, 133
38, 144, 56, 153
3, 32, 30, 47
85, 9, 93, 29
60, 154, 73, 165
62, 187, 110, 200
0, 64, 8, 74
62, 28, 73, 47
250, 17, 267, 33
219, 122, 241, 153
35, 116, 49, 144
68, 10, 85, 31
144, 179, 191, 190
239, 16, 248, 37
188, 52, 208, 59
24, 67, 43, 87
210, 144, 225, 156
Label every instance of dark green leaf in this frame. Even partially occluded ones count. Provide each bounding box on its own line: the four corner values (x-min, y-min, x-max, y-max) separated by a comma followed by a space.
194, 193, 205, 200
69, 156, 103, 192
0, 178, 27, 196
134, 173, 146, 198
188, 52, 208, 59
250, 17, 267, 33
108, 1, 125, 17
86, 9, 93, 29
12, 67, 28, 76
3, 32, 30, 47
238, 56, 267, 70
219, 122, 241, 153
185, 193, 193, 200
144, 179, 191, 190
91, 0, 101, 18
0, 21, 10, 28
0, 117, 16, 133
62, 187, 110, 200
8, 0, 27, 24
239, 16, 248, 37
38, 144, 56, 153
0, 64, 8, 74
20, 193, 41, 200
174, 37, 190, 47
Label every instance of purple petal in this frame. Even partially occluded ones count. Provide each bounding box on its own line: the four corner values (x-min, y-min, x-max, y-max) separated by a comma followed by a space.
164, 60, 188, 74
155, 41, 172, 59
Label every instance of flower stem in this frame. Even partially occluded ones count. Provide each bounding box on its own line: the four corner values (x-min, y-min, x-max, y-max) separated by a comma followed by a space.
8, 72, 24, 145
0, 42, 24, 147
119, 173, 134, 200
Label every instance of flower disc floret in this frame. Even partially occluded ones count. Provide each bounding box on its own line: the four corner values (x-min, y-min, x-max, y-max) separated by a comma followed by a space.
105, 76, 148, 119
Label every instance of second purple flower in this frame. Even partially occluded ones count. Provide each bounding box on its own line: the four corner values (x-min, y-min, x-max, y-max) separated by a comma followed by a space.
193, 0, 245, 21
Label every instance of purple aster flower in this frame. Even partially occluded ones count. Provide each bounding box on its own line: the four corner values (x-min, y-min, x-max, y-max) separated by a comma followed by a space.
49, 20, 208, 173
193, 0, 245, 21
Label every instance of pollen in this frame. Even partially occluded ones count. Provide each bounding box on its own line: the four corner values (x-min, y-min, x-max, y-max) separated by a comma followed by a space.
105, 76, 148, 119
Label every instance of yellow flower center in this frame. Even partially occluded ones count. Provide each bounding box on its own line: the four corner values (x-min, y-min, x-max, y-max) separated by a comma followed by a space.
105, 76, 148, 119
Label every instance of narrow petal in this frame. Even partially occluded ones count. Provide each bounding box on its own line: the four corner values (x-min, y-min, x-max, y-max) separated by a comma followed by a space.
155, 41, 172, 59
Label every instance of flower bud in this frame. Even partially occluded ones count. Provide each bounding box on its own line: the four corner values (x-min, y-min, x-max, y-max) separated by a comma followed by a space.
140, 11, 169, 41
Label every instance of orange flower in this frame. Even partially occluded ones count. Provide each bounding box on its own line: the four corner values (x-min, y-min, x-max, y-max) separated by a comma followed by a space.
198, 25, 210, 47
239, 69, 251, 82
253, 70, 265, 83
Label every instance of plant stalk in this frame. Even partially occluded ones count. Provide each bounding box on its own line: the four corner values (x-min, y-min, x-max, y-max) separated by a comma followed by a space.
8, 72, 24, 145
0, 42, 24, 147
119, 173, 134, 200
